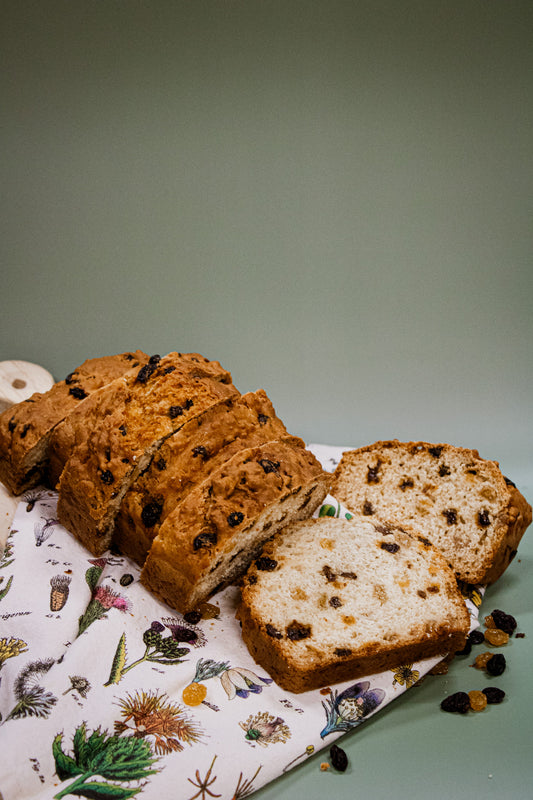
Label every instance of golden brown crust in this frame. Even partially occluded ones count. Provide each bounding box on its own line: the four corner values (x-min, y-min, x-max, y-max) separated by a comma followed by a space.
0, 351, 149, 494
57, 353, 238, 555
113, 390, 299, 565
140, 440, 328, 612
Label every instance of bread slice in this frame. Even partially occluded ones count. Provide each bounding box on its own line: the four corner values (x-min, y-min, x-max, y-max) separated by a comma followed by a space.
140, 440, 329, 613
0, 351, 149, 494
57, 353, 239, 555
330, 440, 532, 585
113, 389, 297, 565
47, 352, 231, 488
236, 517, 470, 693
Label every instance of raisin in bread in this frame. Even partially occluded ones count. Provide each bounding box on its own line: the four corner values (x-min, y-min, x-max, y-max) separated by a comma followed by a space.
0, 351, 149, 494
47, 352, 231, 488
57, 353, 239, 555
236, 517, 470, 693
331, 440, 532, 585
114, 390, 298, 565
140, 439, 328, 613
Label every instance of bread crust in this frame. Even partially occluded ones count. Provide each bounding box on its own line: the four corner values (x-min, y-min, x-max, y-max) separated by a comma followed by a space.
0, 351, 149, 494
57, 353, 238, 555
237, 517, 471, 693
140, 440, 329, 612
113, 390, 299, 565
331, 440, 531, 585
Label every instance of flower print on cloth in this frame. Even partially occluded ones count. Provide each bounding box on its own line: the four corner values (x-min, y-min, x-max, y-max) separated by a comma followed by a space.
114, 690, 204, 755
182, 658, 272, 708
239, 710, 291, 747
52, 721, 160, 800
392, 664, 420, 689
105, 622, 190, 686
3, 658, 58, 722
77, 581, 130, 635
0, 636, 28, 671
320, 682, 386, 738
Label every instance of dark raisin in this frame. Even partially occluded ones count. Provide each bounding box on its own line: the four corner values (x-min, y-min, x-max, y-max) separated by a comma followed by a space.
8, 418, 16, 432
69, 386, 87, 399
20, 423, 30, 439
367, 463, 380, 483
100, 470, 114, 484
155, 456, 167, 470
482, 686, 506, 704
136, 362, 158, 383
164, 365, 176, 374
442, 509, 457, 525
330, 744, 348, 772
486, 653, 506, 676
339, 571, 357, 580
334, 647, 352, 657
257, 413, 269, 425
255, 557, 277, 571
455, 639, 472, 656
183, 610, 202, 625
428, 446, 443, 458
266, 623, 282, 639
141, 501, 163, 527
491, 609, 517, 635
169, 405, 184, 418
374, 522, 396, 535
149, 354, 161, 364
469, 629, 485, 645
193, 530, 217, 550
418, 535, 432, 547
120, 573, 134, 586
286, 622, 311, 641
192, 445, 209, 460
440, 691, 470, 713
380, 542, 400, 554
329, 596, 342, 608
227, 511, 244, 527
362, 500, 374, 515
400, 478, 414, 490
439, 464, 451, 477
478, 509, 491, 527
259, 458, 280, 474
504, 476, 516, 488
119, 424, 127, 436
64, 371, 76, 384
322, 565, 336, 582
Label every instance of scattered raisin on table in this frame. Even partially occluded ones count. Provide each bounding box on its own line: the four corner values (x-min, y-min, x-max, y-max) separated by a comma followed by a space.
469, 629, 485, 646
468, 690, 487, 712
486, 654, 506, 676
440, 692, 471, 714
482, 687, 506, 704
484, 628, 509, 647
330, 744, 348, 772
491, 609, 517, 635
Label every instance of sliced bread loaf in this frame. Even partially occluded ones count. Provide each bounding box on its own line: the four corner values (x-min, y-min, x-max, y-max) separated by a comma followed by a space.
236, 516, 470, 693
57, 353, 239, 555
330, 440, 532, 585
0, 351, 149, 494
140, 439, 328, 613
113, 389, 297, 565
47, 352, 231, 488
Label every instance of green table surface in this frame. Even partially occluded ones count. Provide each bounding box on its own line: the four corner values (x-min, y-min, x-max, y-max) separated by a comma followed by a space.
253, 474, 533, 800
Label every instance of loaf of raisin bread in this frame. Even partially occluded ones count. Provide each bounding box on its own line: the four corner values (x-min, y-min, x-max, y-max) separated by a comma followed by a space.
57, 353, 239, 555
140, 439, 329, 613
0, 351, 149, 494
47, 352, 231, 488
114, 390, 298, 565
331, 440, 532, 585
236, 517, 470, 693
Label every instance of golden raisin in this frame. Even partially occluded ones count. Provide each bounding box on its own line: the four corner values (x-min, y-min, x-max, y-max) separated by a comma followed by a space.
473, 652, 493, 669
484, 614, 495, 629
182, 682, 207, 706
484, 628, 509, 647
468, 690, 487, 712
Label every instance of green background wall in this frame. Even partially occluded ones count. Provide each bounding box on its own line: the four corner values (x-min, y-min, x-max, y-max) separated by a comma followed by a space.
1, 1, 532, 472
